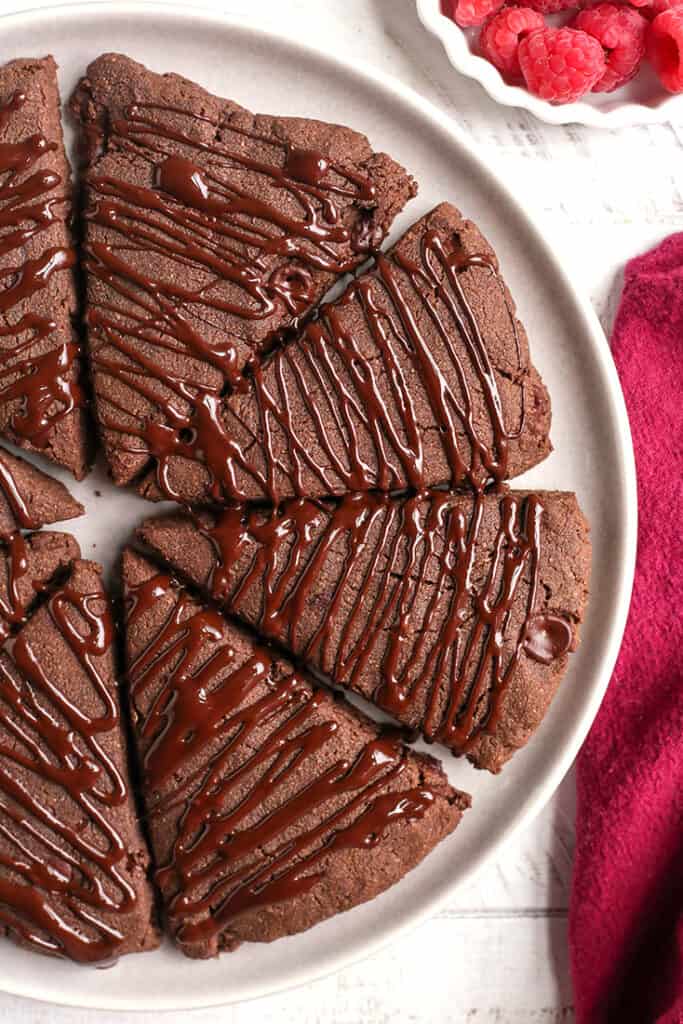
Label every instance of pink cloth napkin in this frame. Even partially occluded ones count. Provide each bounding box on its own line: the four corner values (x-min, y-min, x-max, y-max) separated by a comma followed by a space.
570, 234, 683, 1023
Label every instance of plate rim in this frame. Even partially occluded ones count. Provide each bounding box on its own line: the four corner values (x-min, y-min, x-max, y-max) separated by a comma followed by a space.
416, 0, 683, 128
0, 0, 638, 1011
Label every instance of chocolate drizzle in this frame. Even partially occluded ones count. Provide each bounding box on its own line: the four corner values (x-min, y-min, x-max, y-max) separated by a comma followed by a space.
0, 457, 52, 640
89, 198, 528, 503
0, 449, 82, 639
76, 76, 529, 507
283, 147, 331, 188
0, 454, 40, 533
81, 97, 378, 397
0, 92, 83, 449
0, 573, 140, 961
523, 613, 572, 664
126, 569, 439, 948
156, 490, 573, 755
0, 531, 31, 642
227, 233, 524, 501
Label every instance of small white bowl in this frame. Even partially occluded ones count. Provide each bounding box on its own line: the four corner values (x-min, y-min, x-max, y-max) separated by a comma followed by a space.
417, 0, 683, 126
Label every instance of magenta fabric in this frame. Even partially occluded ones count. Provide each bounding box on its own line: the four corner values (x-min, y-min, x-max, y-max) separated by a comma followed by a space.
570, 234, 683, 1023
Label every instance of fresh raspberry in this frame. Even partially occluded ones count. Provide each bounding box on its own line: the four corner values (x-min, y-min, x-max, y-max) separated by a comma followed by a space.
627, 0, 683, 21
518, 27, 607, 101
650, 0, 683, 13
480, 7, 546, 76
647, 7, 683, 90
446, 0, 505, 27
524, 0, 586, 13
573, 3, 647, 90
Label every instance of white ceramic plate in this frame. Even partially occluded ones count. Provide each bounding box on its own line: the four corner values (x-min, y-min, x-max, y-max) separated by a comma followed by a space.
417, 0, 683, 127
0, 1, 636, 1011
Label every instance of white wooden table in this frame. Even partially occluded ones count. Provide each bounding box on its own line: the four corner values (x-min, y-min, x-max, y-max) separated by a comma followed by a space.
1, 0, 680, 1020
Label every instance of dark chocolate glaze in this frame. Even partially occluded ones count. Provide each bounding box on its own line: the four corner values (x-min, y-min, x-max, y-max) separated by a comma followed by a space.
0, 92, 83, 448
126, 570, 438, 948
283, 147, 330, 188
0, 455, 40, 534
230, 236, 522, 501
0, 531, 30, 642
185, 490, 571, 753
0, 577, 140, 962
90, 194, 524, 502
523, 613, 572, 664
0, 451, 70, 640
82, 100, 376, 389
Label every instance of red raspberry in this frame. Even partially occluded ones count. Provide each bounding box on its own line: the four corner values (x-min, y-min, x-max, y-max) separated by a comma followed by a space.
446, 0, 505, 27
480, 7, 546, 76
628, 0, 683, 22
518, 27, 607, 101
574, 3, 647, 91
647, 7, 683, 90
631, 0, 683, 8
524, 0, 586, 13
628, 0, 682, 20
650, 0, 683, 12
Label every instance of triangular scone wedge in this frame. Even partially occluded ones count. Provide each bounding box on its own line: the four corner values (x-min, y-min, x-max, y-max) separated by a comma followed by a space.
71, 52, 416, 489
139, 489, 590, 773
0, 559, 159, 961
121, 549, 469, 959
136, 203, 552, 505
0, 444, 84, 639
0, 58, 90, 478
0, 529, 79, 641
0, 445, 83, 537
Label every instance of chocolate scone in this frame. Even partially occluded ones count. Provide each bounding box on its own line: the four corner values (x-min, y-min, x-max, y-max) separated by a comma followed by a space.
0, 529, 79, 642
0, 444, 83, 537
0, 558, 158, 961
0, 58, 89, 478
139, 489, 590, 772
71, 53, 416, 489
133, 202, 551, 505
0, 444, 83, 640
122, 549, 469, 958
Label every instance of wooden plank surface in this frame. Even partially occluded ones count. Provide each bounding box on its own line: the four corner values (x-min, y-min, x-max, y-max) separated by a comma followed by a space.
0, 0, 680, 1020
